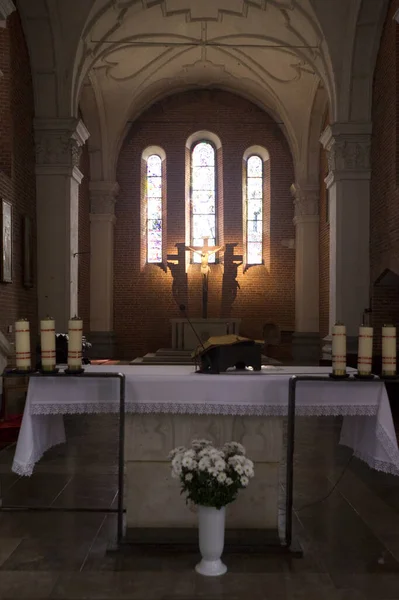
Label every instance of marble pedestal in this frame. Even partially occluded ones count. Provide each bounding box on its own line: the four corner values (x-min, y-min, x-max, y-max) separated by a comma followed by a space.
125, 414, 283, 531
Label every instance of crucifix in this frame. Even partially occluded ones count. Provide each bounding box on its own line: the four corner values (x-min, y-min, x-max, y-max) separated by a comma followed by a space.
185, 237, 225, 318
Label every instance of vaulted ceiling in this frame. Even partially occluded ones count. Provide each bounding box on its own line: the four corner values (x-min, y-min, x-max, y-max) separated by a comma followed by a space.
17, 0, 389, 181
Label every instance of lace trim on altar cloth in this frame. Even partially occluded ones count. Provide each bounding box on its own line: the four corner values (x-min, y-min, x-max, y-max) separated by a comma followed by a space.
30, 402, 378, 417
341, 421, 399, 476
11, 439, 66, 477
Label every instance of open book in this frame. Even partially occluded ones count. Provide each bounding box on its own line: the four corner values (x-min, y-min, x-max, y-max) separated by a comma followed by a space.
193, 334, 263, 357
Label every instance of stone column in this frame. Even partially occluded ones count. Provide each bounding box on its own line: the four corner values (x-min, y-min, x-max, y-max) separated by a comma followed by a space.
291, 183, 320, 363
35, 118, 89, 332
320, 123, 371, 355
89, 181, 119, 358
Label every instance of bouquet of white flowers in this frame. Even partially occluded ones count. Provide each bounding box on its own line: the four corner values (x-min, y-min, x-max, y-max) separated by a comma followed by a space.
169, 439, 255, 510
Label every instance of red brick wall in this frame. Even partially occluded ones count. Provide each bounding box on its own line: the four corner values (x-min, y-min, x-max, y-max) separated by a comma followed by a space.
319, 112, 330, 339
115, 90, 295, 359
0, 11, 37, 353
78, 141, 90, 333
370, 0, 399, 344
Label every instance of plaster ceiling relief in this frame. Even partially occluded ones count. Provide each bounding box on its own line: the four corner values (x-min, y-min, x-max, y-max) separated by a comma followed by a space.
72, 0, 335, 180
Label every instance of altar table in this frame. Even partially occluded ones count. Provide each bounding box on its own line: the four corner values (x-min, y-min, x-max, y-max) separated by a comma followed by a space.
10, 365, 399, 533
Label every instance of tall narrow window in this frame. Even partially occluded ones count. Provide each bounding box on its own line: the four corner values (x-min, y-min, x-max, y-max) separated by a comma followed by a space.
146, 154, 162, 263
246, 155, 263, 264
191, 141, 216, 263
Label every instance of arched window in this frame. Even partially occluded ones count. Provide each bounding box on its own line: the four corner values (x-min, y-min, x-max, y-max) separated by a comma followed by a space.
246, 155, 263, 264
191, 141, 216, 263
146, 153, 163, 263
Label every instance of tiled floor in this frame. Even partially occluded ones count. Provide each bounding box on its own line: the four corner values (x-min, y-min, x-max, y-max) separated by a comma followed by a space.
0, 414, 399, 599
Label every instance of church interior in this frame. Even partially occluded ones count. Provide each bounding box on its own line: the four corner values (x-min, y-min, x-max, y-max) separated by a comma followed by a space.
1, 0, 399, 598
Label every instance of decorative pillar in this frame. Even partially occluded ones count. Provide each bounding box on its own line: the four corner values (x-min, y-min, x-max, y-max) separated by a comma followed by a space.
320, 123, 371, 356
35, 118, 89, 332
0, 1, 16, 27
89, 181, 119, 358
291, 183, 320, 363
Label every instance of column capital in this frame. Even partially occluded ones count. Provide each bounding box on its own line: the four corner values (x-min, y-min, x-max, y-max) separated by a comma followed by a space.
0, 0, 15, 27
290, 183, 319, 222
320, 122, 372, 186
34, 118, 90, 174
90, 181, 119, 216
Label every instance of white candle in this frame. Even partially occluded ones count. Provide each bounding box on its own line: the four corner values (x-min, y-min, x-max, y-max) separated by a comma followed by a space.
382, 325, 396, 376
332, 323, 346, 375
67, 316, 83, 370
357, 325, 373, 375
40, 317, 56, 371
15, 318, 31, 370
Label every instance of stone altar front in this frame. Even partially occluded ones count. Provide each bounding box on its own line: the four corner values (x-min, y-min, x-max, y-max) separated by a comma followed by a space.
125, 413, 282, 531
170, 318, 241, 350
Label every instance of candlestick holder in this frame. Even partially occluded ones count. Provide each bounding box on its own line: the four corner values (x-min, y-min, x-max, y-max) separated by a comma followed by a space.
64, 367, 85, 375
354, 373, 376, 380
329, 372, 350, 379
39, 367, 59, 375
6, 367, 35, 376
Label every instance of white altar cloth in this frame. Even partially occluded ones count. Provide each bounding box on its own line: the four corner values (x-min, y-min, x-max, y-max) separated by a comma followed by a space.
11, 365, 399, 477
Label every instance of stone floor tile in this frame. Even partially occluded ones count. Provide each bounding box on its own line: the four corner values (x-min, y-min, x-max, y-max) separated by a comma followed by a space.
0, 570, 59, 598
50, 571, 195, 599
0, 537, 22, 566
1, 537, 93, 571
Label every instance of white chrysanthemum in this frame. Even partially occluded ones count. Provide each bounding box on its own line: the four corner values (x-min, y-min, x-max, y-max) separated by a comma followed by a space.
173, 465, 182, 476
215, 459, 226, 472
184, 449, 196, 458
228, 456, 238, 466
226, 477, 233, 486
240, 475, 249, 487
198, 448, 211, 458
182, 456, 193, 468
244, 463, 254, 477
234, 464, 244, 475
217, 472, 227, 483
224, 442, 245, 455
198, 457, 210, 471
244, 465, 254, 477
185, 473, 193, 482
208, 467, 218, 477
168, 446, 186, 460
192, 439, 212, 449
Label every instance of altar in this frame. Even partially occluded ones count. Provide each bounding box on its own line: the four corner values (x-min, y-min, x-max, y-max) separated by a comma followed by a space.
10, 365, 399, 546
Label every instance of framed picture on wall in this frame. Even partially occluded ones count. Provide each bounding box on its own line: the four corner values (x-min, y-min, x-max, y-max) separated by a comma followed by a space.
1, 199, 12, 283
23, 215, 33, 288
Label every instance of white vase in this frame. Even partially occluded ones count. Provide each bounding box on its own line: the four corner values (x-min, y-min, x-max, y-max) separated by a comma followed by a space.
195, 505, 227, 576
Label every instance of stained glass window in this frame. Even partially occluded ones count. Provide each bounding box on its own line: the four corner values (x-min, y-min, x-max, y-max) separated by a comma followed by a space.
146, 154, 162, 263
246, 155, 263, 264
191, 141, 216, 263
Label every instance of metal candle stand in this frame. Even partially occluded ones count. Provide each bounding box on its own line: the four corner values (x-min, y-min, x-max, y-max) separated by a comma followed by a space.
0, 370, 126, 549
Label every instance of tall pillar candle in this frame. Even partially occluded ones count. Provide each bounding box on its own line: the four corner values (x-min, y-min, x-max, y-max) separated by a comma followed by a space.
332, 323, 346, 376
382, 325, 396, 377
40, 317, 56, 371
15, 318, 31, 371
67, 316, 83, 371
357, 325, 373, 376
